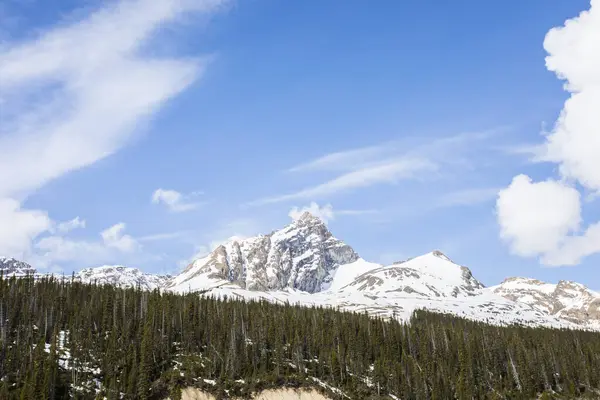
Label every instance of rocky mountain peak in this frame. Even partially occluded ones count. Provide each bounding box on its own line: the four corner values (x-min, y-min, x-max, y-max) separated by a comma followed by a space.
170, 216, 359, 293
296, 211, 322, 223
430, 250, 452, 262
490, 277, 600, 329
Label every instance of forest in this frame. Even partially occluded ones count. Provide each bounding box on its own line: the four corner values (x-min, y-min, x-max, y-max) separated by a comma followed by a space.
1, 274, 599, 399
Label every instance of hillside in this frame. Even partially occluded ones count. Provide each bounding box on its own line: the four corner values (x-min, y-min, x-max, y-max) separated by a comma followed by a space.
1, 276, 599, 399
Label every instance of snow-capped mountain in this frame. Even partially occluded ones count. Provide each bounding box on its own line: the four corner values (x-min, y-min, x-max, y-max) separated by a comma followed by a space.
169, 212, 358, 293
75, 265, 172, 290
168, 215, 600, 331
0, 257, 36, 276
338, 251, 484, 298
175, 250, 582, 330
3, 213, 599, 331
490, 277, 600, 328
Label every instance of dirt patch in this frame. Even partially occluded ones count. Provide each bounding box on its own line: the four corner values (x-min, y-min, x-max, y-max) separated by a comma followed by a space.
180, 387, 332, 400
254, 388, 331, 399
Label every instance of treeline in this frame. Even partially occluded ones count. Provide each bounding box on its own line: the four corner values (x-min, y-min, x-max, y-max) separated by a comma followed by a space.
0, 275, 599, 399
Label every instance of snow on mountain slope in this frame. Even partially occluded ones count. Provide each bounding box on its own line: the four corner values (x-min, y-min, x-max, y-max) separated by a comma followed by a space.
0, 257, 36, 276
328, 258, 382, 291
337, 251, 484, 298
168, 212, 359, 293
181, 280, 578, 330
170, 241, 588, 330
166, 214, 599, 330
76, 265, 172, 290
490, 277, 600, 330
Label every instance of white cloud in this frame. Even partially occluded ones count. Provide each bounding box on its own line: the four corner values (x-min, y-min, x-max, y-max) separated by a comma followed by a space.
287, 144, 389, 173
254, 158, 436, 205
34, 222, 140, 269
151, 189, 203, 212
336, 209, 379, 216
497, 175, 582, 257
542, 222, 600, 266
100, 223, 140, 253
251, 130, 499, 206
0, 0, 223, 258
0, 0, 224, 199
537, 0, 600, 192
497, 0, 600, 266
138, 231, 189, 242
289, 202, 335, 223
0, 198, 52, 258
288, 202, 378, 224
55, 216, 86, 234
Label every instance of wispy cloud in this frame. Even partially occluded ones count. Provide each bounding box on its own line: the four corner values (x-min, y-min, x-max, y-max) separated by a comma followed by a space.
138, 231, 190, 242
253, 158, 436, 205
0, 0, 224, 258
151, 189, 205, 212
287, 144, 390, 173
336, 209, 379, 216
436, 187, 501, 208
251, 130, 497, 206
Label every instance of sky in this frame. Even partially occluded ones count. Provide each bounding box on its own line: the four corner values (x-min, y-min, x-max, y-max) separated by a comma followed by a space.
0, 0, 598, 290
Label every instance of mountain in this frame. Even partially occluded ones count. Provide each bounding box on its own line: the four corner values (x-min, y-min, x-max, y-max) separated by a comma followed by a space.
75, 265, 172, 290
169, 212, 359, 293
337, 250, 485, 298
490, 277, 600, 326
177, 250, 578, 329
3, 213, 599, 331
0, 257, 36, 276
166, 215, 600, 331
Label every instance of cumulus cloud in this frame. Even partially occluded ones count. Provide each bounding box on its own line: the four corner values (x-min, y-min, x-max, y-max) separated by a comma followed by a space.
34, 222, 140, 269
151, 189, 203, 212
497, 0, 600, 266
497, 175, 582, 257
289, 202, 335, 223
288, 202, 379, 224
537, 0, 600, 192
55, 217, 86, 234
100, 223, 140, 253
0, 199, 52, 258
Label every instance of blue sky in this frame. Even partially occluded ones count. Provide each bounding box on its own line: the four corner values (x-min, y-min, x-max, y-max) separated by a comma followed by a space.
1, 0, 598, 290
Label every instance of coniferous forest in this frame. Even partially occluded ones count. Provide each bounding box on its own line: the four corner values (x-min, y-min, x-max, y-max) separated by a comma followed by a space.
1, 275, 599, 400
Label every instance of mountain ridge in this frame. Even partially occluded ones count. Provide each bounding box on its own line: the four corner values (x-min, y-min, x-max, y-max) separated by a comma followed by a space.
2, 212, 599, 331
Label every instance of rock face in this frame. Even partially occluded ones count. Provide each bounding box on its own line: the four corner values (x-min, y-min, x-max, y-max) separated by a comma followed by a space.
76, 265, 172, 291
169, 212, 359, 293
490, 277, 600, 328
0, 257, 36, 276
